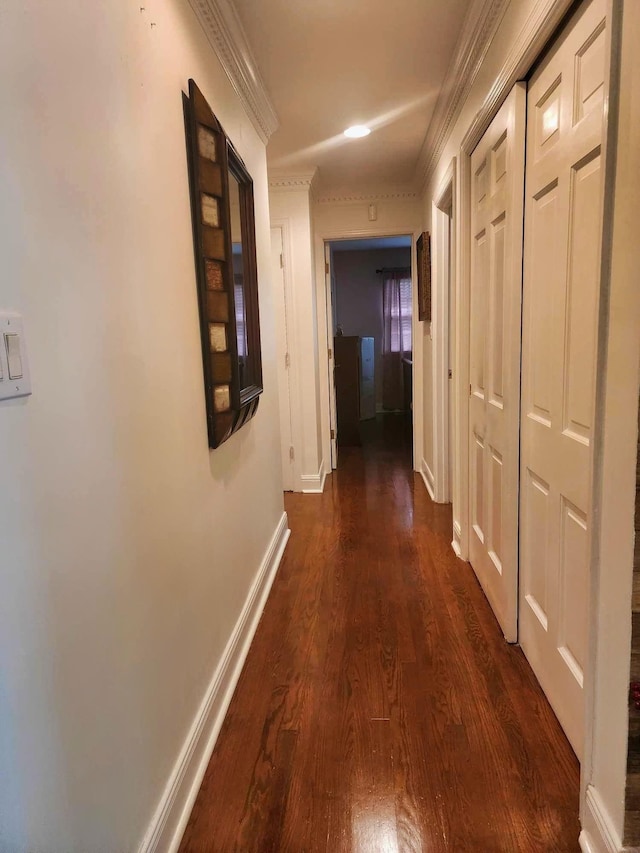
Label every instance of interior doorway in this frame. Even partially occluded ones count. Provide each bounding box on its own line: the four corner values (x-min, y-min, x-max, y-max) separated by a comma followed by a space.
327, 236, 413, 461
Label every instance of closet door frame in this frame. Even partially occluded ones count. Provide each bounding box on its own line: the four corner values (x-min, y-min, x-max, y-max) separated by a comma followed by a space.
452, 0, 619, 806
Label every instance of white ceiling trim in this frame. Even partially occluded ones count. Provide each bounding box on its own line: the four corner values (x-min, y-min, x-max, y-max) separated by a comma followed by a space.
415, 0, 509, 189
268, 171, 319, 192
315, 190, 419, 205
188, 0, 279, 143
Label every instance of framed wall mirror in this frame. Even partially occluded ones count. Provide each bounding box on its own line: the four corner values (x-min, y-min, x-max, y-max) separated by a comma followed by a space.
184, 79, 263, 448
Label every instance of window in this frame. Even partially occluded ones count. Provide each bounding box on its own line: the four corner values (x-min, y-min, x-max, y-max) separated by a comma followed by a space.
384, 273, 412, 354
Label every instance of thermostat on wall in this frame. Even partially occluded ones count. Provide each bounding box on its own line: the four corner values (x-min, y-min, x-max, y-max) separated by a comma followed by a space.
0, 313, 32, 401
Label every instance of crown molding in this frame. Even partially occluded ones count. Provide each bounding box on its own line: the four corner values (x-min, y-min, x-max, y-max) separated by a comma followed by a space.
415, 0, 509, 190
268, 170, 319, 193
188, 0, 279, 144
314, 188, 419, 205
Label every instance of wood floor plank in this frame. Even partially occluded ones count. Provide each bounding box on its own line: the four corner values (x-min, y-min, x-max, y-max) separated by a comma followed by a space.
179, 415, 580, 852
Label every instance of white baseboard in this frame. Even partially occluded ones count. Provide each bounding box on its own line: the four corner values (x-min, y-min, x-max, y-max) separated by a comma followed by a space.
452, 520, 463, 559
138, 512, 291, 853
301, 459, 327, 494
579, 785, 624, 853
420, 458, 435, 501
580, 830, 597, 853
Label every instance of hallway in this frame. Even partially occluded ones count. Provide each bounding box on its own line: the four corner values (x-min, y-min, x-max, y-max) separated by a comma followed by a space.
180, 418, 580, 852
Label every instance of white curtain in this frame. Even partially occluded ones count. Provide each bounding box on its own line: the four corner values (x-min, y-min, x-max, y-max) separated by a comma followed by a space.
382, 269, 412, 411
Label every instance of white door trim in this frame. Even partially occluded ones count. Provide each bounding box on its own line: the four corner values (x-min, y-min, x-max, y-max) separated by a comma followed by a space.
431, 159, 456, 504
581, 0, 632, 842
324, 243, 338, 470
314, 227, 421, 472
454, 146, 473, 560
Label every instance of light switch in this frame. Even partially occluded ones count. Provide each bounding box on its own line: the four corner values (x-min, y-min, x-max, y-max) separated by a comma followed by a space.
0, 313, 31, 401
5, 334, 23, 379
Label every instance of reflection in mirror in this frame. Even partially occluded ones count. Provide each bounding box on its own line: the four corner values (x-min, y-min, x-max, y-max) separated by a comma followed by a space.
228, 171, 249, 389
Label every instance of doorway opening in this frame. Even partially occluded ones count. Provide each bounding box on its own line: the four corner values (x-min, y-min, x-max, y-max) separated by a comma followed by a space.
327, 236, 413, 464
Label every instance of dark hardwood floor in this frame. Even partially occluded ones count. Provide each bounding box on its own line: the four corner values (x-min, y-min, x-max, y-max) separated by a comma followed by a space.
180, 414, 580, 852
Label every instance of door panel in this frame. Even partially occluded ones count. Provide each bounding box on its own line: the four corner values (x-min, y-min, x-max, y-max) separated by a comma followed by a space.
490, 216, 505, 404
468, 83, 527, 642
519, 0, 606, 759
490, 449, 503, 571
522, 469, 551, 631
526, 185, 557, 427
563, 151, 601, 443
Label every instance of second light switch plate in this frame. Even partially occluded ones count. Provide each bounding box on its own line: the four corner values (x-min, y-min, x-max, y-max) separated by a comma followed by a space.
0, 313, 32, 401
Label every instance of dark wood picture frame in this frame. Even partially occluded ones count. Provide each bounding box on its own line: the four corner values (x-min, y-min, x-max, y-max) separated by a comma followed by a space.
417, 231, 432, 322
184, 79, 263, 448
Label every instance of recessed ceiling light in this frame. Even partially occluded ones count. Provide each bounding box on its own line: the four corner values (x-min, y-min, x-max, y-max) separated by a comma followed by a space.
344, 125, 371, 139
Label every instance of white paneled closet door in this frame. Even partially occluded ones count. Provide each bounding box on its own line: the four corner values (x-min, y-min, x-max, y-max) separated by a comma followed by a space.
519, 0, 606, 759
271, 227, 295, 491
468, 84, 526, 643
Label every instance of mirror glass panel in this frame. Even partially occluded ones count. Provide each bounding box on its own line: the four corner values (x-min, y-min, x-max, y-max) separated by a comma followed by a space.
228, 170, 249, 390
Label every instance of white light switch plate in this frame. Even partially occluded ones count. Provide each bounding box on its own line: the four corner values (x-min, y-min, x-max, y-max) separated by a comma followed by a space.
0, 313, 32, 401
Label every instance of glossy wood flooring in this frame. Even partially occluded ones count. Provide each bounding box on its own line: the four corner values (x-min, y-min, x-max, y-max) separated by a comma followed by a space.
180, 415, 580, 852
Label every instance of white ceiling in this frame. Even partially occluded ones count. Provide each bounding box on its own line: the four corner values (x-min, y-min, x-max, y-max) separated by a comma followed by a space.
232, 0, 473, 195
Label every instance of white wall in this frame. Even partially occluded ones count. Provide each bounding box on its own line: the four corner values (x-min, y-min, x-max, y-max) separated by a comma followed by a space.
313, 195, 423, 471
0, 2, 284, 851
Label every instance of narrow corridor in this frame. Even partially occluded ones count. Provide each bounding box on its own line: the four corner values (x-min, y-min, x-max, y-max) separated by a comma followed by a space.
180, 416, 579, 852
